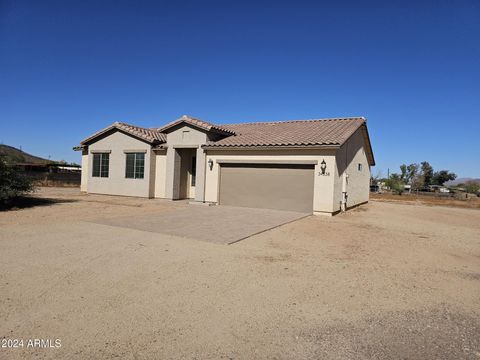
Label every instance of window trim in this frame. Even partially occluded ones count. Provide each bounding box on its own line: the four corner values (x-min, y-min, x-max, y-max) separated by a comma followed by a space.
123, 150, 147, 154
358, 163, 363, 171
92, 152, 110, 178
125, 152, 145, 179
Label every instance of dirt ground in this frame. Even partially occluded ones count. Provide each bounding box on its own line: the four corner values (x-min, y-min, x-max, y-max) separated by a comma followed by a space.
371, 192, 480, 209
0, 188, 479, 359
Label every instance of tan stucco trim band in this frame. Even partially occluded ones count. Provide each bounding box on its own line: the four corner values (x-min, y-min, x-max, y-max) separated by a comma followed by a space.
216, 159, 319, 165
90, 150, 112, 153
172, 145, 199, 149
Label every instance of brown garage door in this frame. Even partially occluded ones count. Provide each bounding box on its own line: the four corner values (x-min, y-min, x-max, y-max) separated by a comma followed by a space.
219, 163, 314, 213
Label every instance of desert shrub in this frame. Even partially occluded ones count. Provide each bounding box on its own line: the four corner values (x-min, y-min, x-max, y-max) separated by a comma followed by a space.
385, 174, 405, 195
0, 158, 34, 208
465, 181, 480, 195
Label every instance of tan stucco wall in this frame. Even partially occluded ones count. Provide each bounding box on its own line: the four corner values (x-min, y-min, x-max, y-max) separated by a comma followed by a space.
80, 121, 372, 213
204, 149, 337, 213
154, 151, 167, 198
166, 124, 208, 146
333, 128, 371, 211
80, 150, 88, 192
164, 124, 207, 200
87, 130, 153, 197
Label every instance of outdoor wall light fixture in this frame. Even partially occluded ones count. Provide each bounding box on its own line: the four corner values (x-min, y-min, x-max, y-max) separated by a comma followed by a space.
208, 159, 214, 170
320, 159, 327, 174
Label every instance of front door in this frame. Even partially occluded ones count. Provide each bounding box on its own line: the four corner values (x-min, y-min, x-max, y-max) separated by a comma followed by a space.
189, 156, 196, 199
178, 149, 197, 199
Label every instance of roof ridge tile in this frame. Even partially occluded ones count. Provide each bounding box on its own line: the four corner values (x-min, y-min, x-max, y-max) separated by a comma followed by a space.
221, 117, 365, 127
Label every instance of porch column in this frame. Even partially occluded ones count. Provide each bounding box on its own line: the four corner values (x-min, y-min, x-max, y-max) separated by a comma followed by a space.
165, 147, 181, 199
194, 147, 206, 202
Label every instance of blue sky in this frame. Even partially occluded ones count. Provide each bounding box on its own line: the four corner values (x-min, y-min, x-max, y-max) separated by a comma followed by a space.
1, 0, 479, 177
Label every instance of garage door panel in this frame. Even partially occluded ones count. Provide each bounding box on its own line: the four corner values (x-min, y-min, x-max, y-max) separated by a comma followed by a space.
219, 164, 314, 213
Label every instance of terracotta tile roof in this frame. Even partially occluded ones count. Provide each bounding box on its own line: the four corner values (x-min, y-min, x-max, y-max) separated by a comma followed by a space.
157, 115, 236, 135
205, 117, 366, 147
76, 116, 374, 165
80, 122, 166, 145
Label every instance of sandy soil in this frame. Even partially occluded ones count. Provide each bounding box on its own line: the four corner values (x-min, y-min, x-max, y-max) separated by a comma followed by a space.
371, 192, 480, 209
0, 188, 479, 359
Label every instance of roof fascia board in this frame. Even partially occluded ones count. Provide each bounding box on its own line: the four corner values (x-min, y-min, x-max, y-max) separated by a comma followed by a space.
216, 159, 319, 165
203, 144, 340, 151
82, 127, 157, 146
160, 120, 234, 136
160, 121, 208, 134
361, 124, 376, 166
334, 121, 375, 166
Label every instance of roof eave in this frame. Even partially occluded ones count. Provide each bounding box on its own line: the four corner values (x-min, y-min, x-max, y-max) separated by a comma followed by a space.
334, 119, 375, 166
202, 144, 340, 151
80, 124, 164, 146
80, 124, 117, 145
209, 127, 236, 136
152, 144, 168, 150
158, 118, 236, 136
361, 123, 376, 166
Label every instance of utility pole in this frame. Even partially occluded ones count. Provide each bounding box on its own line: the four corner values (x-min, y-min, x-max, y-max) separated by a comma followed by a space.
387, 168, 390, 179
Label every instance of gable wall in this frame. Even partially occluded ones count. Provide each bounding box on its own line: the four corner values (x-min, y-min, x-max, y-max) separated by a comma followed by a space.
165, 124, 208, 146
333, 127, 371, 211
87, 130, 154, 197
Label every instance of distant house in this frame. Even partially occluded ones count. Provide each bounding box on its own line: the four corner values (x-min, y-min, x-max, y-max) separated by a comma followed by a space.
429, 185, 450, 193
74, 115, 375, 215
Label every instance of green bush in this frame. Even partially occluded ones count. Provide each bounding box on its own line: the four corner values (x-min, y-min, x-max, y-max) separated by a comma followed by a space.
385, 174, 405, 195
0, 158, 34, 208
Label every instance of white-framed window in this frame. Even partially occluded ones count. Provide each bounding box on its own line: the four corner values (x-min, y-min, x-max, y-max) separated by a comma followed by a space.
92, 153, 109, 177
358, 163, 363, 171
125, 153, 145, 179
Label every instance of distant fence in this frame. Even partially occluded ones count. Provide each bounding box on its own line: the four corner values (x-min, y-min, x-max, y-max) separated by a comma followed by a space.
391, 190, 475, 200
405, 191, 453, 198
25, 171, 81, 187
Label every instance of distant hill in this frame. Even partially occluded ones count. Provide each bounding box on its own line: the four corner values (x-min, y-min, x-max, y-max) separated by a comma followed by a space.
0, 144, 52, 165
445, 178, 480, 186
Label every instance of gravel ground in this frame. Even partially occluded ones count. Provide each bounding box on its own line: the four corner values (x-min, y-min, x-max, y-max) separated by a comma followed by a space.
0, 188, 479, 359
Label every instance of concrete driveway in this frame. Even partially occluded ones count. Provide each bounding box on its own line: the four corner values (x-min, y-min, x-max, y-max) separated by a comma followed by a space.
91, 205, 309, 244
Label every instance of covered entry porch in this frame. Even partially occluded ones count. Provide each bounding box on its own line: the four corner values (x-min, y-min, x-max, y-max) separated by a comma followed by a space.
165, 145, 206, 201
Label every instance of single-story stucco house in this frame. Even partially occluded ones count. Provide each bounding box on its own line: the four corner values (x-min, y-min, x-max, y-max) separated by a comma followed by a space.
74, 115, 374, 215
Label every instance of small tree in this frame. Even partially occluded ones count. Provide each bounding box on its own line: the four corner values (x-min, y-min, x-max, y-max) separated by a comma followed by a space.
399, 163, 422, 190
432, 170, 457, 186
0, 158, 34, 208
370, 170, 382, 186
386, 173, 405, 195
400, 164, 408, 183
420, 161, 434, 187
